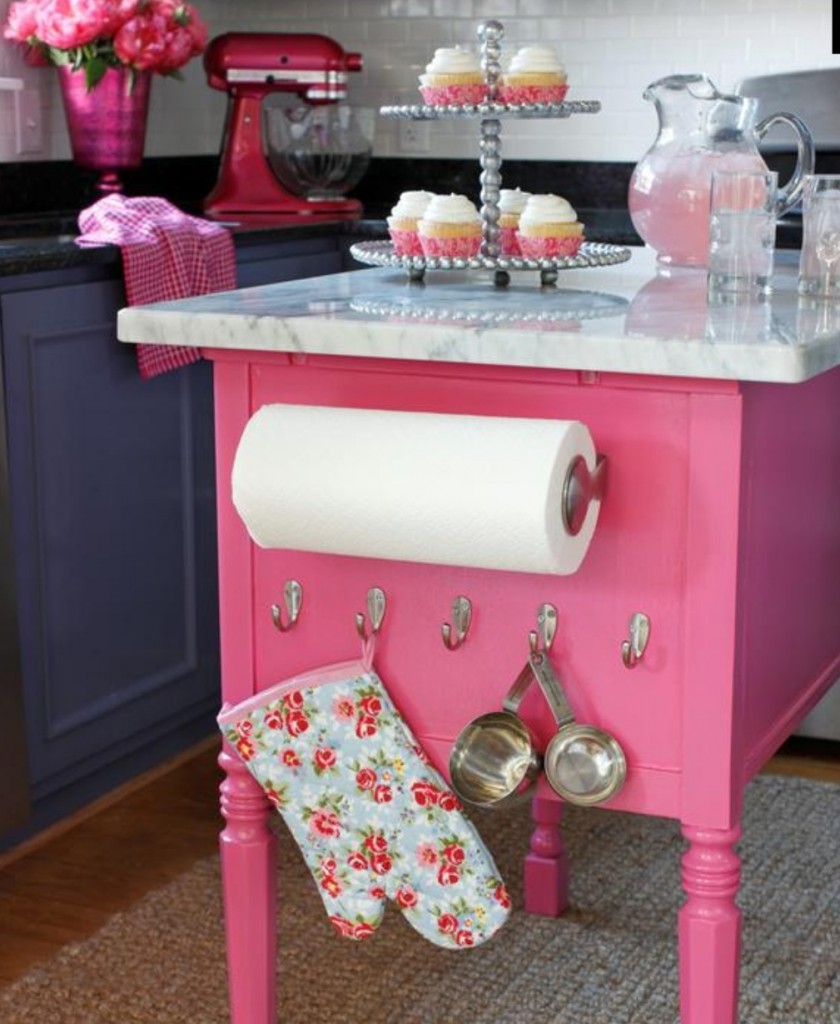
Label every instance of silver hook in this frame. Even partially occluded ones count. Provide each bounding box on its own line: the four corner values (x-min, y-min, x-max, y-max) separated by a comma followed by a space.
355, 586, 387, 641
442, 596, 472, 651
270, 580, 302, 632
621, 612, 651, 668
528, 603, 558, 656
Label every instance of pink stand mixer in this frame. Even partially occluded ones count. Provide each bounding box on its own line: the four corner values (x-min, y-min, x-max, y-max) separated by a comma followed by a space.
203, 33, 367, 219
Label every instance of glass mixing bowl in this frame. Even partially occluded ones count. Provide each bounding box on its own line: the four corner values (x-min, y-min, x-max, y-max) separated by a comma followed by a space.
263, 99, 374, 201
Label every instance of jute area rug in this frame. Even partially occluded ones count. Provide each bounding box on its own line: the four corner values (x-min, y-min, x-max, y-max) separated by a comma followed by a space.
2, 775, 839, 1024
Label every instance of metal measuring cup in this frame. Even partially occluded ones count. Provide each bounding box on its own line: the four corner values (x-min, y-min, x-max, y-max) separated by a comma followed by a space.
448, 661, 543, 809
528, 650, 627, 807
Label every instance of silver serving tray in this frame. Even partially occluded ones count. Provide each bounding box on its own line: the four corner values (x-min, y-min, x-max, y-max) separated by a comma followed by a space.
349, 290, 629, 326
380, 100, 601, 120
349, 239, 632, 285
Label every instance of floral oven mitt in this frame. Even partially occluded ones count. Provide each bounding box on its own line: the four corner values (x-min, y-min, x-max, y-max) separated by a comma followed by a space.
219, 659, 510, 949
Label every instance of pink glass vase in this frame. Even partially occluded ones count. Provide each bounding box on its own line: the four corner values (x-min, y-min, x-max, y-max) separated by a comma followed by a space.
58, 65, 151, 195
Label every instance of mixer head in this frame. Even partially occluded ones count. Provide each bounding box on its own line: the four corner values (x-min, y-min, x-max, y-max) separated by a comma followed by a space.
204, 32, 363, 104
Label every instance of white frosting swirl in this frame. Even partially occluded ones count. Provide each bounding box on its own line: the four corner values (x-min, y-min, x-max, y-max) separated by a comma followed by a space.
507, 45, 565, 75
499, 188, 531, 215
423, 46, 481, 75
390, 191, 436, 219
420, 193, 481, 224
519, 194, 577, 226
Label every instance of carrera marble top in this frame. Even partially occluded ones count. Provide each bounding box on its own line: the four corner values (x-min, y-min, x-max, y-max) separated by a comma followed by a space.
116, 246, 840, 384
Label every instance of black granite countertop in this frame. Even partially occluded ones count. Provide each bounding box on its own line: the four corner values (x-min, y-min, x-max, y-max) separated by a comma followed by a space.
0, 207, 646, 279
0, 214, 389, 277
0, 155, 649, 278
0, 205, 803, 280
0, 148, 806, 278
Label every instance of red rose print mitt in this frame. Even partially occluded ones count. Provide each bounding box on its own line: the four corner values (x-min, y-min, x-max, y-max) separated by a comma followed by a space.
219, 659, 511, 949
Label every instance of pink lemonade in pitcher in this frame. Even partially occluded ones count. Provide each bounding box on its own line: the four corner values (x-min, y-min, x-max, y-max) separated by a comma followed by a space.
628, 147, 767, 267
628, 73, 813, 268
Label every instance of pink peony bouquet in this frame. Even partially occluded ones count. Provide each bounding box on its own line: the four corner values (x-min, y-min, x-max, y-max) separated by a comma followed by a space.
4, 0, 207, 89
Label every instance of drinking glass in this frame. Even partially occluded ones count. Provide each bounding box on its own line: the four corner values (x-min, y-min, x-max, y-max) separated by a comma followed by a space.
798, 175, 840, 298
708, 169, 778, 296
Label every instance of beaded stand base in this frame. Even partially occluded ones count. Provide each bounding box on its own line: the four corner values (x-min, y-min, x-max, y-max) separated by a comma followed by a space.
350, 239, 632, 287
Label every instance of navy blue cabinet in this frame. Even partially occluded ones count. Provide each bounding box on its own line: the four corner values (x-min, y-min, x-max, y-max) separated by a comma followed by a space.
237, 235, 343, 287
0, 234, 343, 850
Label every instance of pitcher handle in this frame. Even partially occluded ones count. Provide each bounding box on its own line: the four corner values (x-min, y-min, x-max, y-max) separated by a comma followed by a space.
756, 111, 815, 218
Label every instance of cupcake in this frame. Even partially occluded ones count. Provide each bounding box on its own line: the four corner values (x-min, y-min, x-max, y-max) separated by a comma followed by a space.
417, 194, 483, 259
498, 188, 531, 256
516, 194, 584, 259
497, 45, 568, 105
419, 46, 487, 106
387, 191, 436, 256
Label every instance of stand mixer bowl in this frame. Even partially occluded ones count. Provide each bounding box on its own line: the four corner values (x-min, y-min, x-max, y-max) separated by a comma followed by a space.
264, 100, 374, 201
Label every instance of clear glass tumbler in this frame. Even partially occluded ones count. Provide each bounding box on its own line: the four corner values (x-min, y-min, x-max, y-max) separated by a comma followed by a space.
708, 169, 778, 296
798, 175, 840, 299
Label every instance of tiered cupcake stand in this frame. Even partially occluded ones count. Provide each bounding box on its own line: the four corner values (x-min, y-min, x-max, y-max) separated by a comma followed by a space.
350, 20, 631, 287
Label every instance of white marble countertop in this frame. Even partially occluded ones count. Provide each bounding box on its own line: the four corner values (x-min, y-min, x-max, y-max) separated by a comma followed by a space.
116, 245, 840, 384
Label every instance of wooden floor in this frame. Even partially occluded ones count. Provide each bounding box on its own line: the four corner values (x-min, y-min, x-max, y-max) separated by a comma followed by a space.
0, 735, 838, 987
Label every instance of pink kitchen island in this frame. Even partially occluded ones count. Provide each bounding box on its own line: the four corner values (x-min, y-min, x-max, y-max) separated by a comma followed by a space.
118, 246, 840, 1024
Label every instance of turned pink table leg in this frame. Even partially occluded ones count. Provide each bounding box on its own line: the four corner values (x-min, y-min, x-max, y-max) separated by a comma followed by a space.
679, 824, 742, 1024
219, 745, 277, 1024
524, 793, 569, 917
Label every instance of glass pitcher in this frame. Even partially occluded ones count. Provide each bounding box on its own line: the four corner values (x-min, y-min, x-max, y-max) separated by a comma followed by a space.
628, 73, 814, 267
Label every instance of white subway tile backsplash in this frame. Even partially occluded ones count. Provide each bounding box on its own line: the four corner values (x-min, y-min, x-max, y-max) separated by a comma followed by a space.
702, 0, 743, 12
548, 19, 585, 41
407, 19, 455, 42
516, 0, 562, 14
347, 0, 390, 16
391, 0, 433, 15
629, 14, 674, 38
0, 0, 833, 164
474, 0, 518, 16
678, 14, 725, 37
433, 0, 473, 16
306, 0, 349, 19
365, 19, 410, 42
586, 16, 631, 39
566, 0, 611, 16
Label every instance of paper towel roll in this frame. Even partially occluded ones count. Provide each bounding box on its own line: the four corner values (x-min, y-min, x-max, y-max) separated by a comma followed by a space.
231, 404, 601, 575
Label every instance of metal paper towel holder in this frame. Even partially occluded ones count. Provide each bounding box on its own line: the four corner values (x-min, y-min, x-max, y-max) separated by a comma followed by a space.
562, 454, 607, 536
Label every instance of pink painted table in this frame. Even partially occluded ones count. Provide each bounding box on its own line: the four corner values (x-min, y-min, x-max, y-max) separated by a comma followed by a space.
118, 247, 840, 1023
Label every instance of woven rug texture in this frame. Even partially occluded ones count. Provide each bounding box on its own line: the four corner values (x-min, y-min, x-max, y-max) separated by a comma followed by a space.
1, 774, 839, 1024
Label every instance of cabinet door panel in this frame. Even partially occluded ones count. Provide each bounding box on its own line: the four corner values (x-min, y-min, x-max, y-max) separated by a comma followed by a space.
2, 280, 219, 793
237, 240, 342, 288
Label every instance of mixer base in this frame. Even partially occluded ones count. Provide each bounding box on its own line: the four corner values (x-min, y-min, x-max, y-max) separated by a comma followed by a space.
204, 209, 363, 227
204, 196, 363, 222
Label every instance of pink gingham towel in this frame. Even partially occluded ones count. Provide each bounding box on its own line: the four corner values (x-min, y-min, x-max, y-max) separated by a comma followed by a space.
77, 194, 237, 380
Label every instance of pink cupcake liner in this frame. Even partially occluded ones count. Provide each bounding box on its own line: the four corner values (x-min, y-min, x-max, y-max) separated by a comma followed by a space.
419, 84, 488, 106
388, 228, 424, 257
516, 234, 584, 259
497, 84, 569, 105
499, 225, 522, 257
419, 234, 482, 259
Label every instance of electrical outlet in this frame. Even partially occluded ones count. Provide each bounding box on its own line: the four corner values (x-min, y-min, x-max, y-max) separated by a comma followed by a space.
398, 120, 430, 154
16, 88, 43, 155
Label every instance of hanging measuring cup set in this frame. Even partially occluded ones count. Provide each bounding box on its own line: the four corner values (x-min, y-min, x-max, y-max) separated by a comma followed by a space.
449, 604, 627, 809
